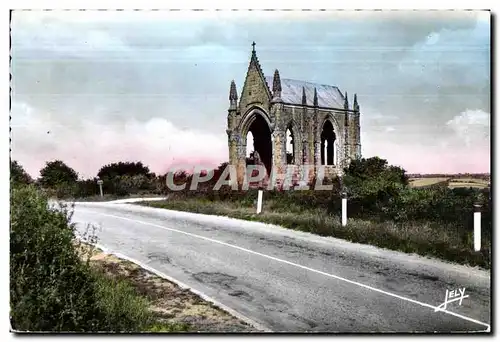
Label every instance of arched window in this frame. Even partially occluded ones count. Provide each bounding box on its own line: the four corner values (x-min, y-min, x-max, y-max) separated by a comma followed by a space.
286, 127, 294, 165
320, 120, 336, 166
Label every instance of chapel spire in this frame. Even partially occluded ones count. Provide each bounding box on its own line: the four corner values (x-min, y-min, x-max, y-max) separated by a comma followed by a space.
272, 69, 282, 97
229, 80, 238, 110
353, 93, 359, 112
229, 80, 238, 101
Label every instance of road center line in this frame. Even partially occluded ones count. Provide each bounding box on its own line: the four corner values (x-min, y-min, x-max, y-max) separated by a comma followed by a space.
78, 208, 490, 332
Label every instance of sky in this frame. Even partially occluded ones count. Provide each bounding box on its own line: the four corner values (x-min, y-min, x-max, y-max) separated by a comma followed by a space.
10, 10, 491, 178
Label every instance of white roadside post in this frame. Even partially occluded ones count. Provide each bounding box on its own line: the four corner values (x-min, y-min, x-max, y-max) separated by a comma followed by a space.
341, 191, 347, 227
256, 189, 263, 214
474, 203, 482, 252
97, 179, 104, 198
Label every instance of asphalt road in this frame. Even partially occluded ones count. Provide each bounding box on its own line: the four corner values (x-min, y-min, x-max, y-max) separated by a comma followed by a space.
70, 200, 491, 333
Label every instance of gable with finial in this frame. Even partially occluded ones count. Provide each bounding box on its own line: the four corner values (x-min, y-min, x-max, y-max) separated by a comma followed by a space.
239, 42, 273, 110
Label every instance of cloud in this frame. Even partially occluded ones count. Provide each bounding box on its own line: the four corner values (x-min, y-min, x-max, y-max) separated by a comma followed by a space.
446, 109, 490, 147
10, 102, 227, 178
425, 32, 440, 45
360, 109, 490, 174
10, 10, 491, 175
12, 13, 132, 58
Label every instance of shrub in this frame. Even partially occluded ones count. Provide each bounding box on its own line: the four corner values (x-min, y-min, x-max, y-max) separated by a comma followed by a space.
116, 174, 152, 194
10, 184, 158, 332
74, 179, 100, 198
385, 187, 437, 222
342, 157, 408, 217
344, 157, 409, 186
10, 184, 101, 331
100, 176, 130, 197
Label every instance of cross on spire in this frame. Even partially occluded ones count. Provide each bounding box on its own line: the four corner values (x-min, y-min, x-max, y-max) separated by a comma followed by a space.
252, 41, 256, 52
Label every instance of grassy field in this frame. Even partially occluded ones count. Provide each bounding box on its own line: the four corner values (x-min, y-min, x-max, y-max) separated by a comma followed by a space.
409, 177, 450, 187
138, 197, 490, 269
409, 176, 489, 189
448, 182, 488, 189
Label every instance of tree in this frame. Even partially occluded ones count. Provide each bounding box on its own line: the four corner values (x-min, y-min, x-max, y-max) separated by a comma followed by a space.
39, 160, 78, 188
344, 157, 408, 188
97, 162, 151, 180
343, 156, 408, 185
342, 157, 409, 214
10, 160, 33, 185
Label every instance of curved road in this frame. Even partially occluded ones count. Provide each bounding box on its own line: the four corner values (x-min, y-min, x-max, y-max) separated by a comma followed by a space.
71, 200, 491, 333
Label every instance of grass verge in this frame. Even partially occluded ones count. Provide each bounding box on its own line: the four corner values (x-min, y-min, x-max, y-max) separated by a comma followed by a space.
91, 267, 184, 332
138, 198, 490, 270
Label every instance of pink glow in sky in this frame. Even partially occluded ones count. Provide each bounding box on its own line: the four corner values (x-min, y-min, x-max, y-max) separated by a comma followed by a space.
11, 103, 490, 178
10, 11, 490, 178
11, 103, 228, 178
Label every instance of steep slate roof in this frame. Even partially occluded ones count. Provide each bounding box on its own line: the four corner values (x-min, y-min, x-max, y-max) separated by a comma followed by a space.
265, 76, 346, 109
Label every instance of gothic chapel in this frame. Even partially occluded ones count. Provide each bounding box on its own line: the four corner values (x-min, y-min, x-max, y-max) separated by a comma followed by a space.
226, 43, 361, 187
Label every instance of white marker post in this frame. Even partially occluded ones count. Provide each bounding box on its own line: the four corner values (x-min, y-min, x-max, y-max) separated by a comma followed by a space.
256, 189, 263, 214
341, 192, 347, 227
97, 179, 104, 198
474, 203, 481, 252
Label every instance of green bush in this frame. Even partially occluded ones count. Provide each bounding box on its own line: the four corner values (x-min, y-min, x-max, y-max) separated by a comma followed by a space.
342, 157, 408, 217
384, 187, 488, 226
340, 157, 491, 232
10, 184, 101, 331
10, 184, 162, 332
74, 179, 100, 198
119, 174, 155, 193
385, 187, 437, 222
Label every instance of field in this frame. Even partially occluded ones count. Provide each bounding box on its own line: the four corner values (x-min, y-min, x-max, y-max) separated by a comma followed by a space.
409, 176, 490, 189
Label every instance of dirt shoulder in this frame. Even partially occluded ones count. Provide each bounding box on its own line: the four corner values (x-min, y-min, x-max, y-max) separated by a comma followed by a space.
79, 244, 259, 332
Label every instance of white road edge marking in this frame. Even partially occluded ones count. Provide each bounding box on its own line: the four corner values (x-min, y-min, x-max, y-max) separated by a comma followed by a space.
76, 237, 272, 332
79, 209, 491, 332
